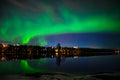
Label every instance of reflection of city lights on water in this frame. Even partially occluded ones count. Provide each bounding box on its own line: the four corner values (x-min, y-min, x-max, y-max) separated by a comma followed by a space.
73, 56, 79, 58
56, 53, 58, 56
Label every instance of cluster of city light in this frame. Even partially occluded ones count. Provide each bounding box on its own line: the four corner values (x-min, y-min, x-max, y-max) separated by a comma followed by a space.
0, 43, 20, 47
115, 50, 120, 54
1, 43, 9, 48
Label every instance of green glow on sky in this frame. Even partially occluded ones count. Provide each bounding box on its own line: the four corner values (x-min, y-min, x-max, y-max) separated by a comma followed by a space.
0, 7, 119, 44
38, 38, 47, 46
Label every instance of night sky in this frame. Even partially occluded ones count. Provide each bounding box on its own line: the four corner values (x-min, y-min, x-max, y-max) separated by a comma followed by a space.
0, 0, 120, 49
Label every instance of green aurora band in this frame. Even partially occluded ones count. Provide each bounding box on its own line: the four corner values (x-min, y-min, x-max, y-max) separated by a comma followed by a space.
0, 8, 120, 45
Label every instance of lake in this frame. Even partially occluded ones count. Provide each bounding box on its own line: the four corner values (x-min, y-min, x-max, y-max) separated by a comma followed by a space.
0, 55, 120, 75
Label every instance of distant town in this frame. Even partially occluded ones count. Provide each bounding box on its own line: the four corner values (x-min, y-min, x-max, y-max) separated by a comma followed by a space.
0, 43, 120, 61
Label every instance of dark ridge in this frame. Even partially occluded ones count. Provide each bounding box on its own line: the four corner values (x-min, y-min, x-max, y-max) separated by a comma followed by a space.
23, 72, 73, 78
92, 75, 120, 80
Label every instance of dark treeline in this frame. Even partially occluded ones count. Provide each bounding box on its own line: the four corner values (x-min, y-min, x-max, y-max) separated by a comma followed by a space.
0, 43, 119, 61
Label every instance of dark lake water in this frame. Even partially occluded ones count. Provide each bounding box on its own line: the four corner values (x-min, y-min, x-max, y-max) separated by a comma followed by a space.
0, 55, 120, 75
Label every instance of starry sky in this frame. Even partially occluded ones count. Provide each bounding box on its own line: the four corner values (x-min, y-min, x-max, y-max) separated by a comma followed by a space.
0, 0, 120, 49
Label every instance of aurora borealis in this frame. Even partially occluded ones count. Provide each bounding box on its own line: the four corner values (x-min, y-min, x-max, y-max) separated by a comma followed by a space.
0, 0, 120, 48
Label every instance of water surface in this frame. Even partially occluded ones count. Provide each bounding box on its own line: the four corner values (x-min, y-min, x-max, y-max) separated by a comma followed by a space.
0, 55, 120, 75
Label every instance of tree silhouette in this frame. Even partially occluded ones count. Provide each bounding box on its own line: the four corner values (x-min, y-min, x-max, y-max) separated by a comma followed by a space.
56, 43, 61, 49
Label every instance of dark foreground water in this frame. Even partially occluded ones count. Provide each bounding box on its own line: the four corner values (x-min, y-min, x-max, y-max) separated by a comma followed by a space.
0, 55, 120, 79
